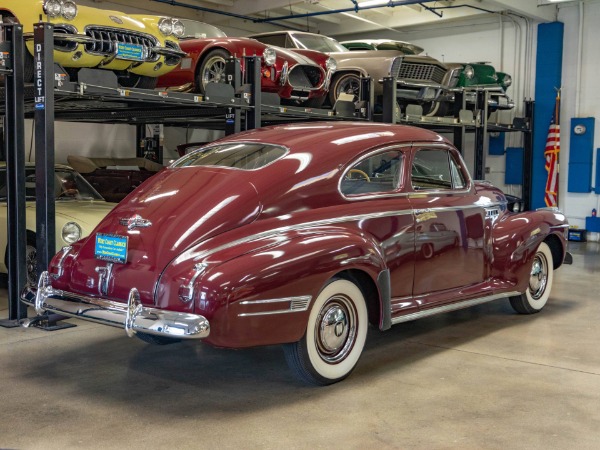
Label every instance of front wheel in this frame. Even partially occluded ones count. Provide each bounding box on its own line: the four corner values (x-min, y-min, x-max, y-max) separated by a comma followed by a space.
197, 49, 231, 95
329, 72, 360, 105
25, 239, 37, 286
509, 242, 554, 314
284, 278, 368, 385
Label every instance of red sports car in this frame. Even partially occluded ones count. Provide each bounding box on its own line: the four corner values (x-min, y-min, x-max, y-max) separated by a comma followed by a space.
23, 122, 571, 385
156, 20, 336, 107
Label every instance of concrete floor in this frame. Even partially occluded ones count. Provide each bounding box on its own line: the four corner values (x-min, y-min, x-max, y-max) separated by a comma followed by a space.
1, 242, 599, 449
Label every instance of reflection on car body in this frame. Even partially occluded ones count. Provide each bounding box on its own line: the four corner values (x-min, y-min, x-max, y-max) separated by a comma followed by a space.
22, 123, 571, 386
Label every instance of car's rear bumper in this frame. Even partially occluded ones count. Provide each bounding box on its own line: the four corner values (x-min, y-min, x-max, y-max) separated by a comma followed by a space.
21, 271, 210, 339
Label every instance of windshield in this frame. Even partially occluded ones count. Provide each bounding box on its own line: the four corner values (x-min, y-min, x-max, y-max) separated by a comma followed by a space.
172, 143, 287, 171
293, 34, 348, 53
178, 19, 227, 39
0, 167, 104, 201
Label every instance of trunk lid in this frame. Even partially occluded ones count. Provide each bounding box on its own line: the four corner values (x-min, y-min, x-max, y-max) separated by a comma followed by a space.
68, 167, 260, 304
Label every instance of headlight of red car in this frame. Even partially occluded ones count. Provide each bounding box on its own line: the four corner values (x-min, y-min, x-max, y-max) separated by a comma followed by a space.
263, 47, 277, 66
326, 57, 337, 72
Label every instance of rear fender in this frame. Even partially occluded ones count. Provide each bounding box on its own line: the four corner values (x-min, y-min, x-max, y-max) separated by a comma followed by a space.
157, 227, 387, 348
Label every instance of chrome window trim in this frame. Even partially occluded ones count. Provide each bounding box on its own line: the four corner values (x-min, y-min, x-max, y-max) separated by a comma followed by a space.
410, 142, 474, 194
170, 141, 290, 172
338, 143, 411, 200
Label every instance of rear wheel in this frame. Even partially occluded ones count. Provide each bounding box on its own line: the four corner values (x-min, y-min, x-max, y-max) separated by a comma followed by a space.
284, 278, 368, 385
197, 49, 231, 94
509, 242, 554, 314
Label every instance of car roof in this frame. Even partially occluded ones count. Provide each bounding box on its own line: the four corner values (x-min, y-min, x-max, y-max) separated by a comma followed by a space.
216, 122, 452, 163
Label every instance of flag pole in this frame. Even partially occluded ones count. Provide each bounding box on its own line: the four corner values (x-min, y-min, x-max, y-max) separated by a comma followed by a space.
555, 87, 561, 208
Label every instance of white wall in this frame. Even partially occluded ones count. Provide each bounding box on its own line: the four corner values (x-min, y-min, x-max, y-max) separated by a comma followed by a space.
558, 2, 600, 228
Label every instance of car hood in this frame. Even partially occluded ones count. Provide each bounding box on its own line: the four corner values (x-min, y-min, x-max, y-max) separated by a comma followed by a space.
68, 167, 260, 303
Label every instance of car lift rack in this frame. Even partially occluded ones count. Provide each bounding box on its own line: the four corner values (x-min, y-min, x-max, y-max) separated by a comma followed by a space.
0, 22, 533, 326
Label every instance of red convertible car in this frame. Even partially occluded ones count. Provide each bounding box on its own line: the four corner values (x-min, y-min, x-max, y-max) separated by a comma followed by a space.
22, 123, 571, 385
156, 20, 336, 107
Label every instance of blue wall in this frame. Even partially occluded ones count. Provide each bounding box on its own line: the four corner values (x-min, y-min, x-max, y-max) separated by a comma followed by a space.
532, 22, 564, 209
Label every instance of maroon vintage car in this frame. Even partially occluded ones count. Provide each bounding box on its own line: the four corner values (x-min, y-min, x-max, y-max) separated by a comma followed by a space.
22, 122, 571, 385
156, 19, 336, 107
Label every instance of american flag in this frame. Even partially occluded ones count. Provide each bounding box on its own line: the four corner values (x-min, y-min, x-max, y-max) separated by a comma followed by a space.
544, 92, 560, 207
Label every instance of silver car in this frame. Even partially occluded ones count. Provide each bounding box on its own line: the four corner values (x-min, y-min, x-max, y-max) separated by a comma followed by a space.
249, 31, 450, 115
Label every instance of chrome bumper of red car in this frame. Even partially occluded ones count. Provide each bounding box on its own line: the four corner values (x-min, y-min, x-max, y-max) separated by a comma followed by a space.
21, 271, 210, 340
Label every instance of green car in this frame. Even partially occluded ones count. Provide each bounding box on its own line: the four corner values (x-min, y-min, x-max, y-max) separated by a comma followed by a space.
341, 39, 513, 116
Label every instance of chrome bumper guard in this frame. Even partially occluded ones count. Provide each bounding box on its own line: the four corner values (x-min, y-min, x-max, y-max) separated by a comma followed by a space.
23, 32, 187, 59
21, 271, 210, 339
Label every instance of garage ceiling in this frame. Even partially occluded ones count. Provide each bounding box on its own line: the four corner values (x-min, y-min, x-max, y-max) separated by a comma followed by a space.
86, 0, 559, 36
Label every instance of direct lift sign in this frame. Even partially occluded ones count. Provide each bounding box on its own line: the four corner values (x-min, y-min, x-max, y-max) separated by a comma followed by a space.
34, 43, 45, 110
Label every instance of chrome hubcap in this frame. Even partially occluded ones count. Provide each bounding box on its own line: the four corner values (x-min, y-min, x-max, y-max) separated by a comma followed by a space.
315, 295, 357, 363
202, 56, 226, 88
529, 252, 548, 300
337, 77, 360, 102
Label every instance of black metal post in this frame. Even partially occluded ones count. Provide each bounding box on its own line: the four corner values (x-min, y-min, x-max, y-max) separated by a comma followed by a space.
359, 76, 373, 121
224, 57, 242, 135
382, 77, 396, 124
33, 23, 55, 279
1, 24, 27, 325
244, 56, 261, 131
523, 100, 535, 211
453, 91, 465, 154
135, 124, 145, 157
474, 90, 487, 180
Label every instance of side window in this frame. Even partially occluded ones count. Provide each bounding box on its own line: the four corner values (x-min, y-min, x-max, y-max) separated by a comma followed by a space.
411, 149, 452, 190
449, 154, 467, 189
341, 150, 403, 196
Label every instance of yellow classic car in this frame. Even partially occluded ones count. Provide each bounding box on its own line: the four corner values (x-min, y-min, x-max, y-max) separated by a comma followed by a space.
0, 163, 116, 285
0, 0, 186, 88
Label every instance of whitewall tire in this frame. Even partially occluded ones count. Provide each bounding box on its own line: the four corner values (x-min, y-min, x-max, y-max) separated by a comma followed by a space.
284, 278, 368, 385
509, 242, 554, 314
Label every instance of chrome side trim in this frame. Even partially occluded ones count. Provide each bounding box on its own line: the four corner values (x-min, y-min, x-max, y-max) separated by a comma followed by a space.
183, 202, 505, 266
22, 272, 210, 340
238, 295, 311, 317
391, 291, 520, 325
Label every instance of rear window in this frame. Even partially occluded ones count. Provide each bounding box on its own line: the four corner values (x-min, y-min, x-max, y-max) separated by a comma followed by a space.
171, 143, 287, 171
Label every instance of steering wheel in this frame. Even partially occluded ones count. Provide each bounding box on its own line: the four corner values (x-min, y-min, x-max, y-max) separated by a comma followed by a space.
347, 169, 371, 182
58, 189, 79, 198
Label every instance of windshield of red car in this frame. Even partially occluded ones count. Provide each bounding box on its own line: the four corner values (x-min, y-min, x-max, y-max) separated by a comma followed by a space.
172, 143, 287, 171
293, 34, 348, 53
178, 19, 227, 39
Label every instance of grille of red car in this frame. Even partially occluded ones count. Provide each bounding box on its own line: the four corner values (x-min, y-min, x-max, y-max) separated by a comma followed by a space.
84, 26, 159, 61
391, 59, 447, 84
287, 65, 322, 89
